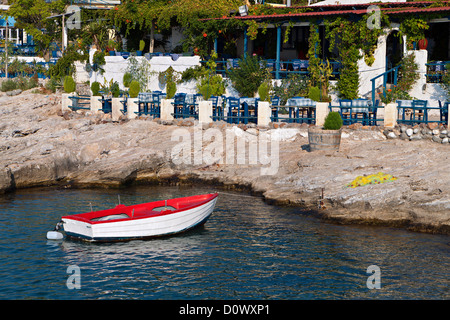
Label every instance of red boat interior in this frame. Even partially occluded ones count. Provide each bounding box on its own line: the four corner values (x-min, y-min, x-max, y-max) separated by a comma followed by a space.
62, 193, 218, 224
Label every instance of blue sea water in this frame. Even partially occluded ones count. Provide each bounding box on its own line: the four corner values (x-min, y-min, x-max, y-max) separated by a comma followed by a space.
0, 186, 448, 300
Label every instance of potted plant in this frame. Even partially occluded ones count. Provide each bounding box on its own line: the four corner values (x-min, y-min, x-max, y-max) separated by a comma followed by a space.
159, 66, 178, 99
418, 38, 428, 50
256, 81, 273, 126
90, 81, 102, 113
123, 72, 132, 89
107, 40, 116, 56
62, 75, 77, 112
129, 80, 140, 99
308, 111, 343, 151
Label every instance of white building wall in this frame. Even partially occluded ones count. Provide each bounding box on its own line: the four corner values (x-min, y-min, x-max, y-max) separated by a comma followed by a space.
87, 49, 201, 92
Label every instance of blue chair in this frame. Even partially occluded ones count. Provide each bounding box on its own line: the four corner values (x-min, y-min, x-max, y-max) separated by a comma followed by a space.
300, 60, 309, 69
172, 93, 187, 119
339, 99, 353, 125
368, 100, 380, 126
227, 97, 240, 124
209, 96, 219, 119
188, 94, 202, 119
439, 101, 449, 124
351, 99, 370, 125
271, 96, 280, 121
292, 59, 301, 72
396, 100, 412, 123
411, 100, 428, 123
150, 93, 162, 117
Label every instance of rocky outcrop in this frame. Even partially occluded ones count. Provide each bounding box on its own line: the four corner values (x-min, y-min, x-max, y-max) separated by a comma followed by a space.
0, 91, 449, 234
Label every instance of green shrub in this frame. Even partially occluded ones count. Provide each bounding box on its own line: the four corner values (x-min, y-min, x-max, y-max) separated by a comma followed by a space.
323, 111, 343, 130
45, 77, 62, 93
166, 81, 176, 99
17, 77, 38, 91
48, 45, 87, 80
272, 74, 309, 105
129, 80, 140, 98
308, 86, 320, 102
161, 66, 178, 99
139, 40, 145, 52
226, 55, 271, 97
63, 76, 76, 93
181, 65, 204, 82
91, 81, 100, 96
258, 82, 270, 102
110, 81, 120, 97
1, 80, 18, 92
197, 75, 226, 100
123, 72, 133, 88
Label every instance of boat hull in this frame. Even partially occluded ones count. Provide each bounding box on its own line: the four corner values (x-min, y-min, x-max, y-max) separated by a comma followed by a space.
61, 194, 218, 242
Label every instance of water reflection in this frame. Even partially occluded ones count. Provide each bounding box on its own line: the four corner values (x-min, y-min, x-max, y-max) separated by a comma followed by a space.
0, 186, 449, 299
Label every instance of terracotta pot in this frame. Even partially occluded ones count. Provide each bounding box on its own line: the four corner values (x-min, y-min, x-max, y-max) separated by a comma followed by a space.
418, 38, 428, 50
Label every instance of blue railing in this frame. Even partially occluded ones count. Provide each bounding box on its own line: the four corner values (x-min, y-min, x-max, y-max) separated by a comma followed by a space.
370, 65, 400, 106
201, 59, 341, 80
425, 61, 449, 83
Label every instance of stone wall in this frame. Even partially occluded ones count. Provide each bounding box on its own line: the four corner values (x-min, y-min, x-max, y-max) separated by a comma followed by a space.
383, 123, 450, 144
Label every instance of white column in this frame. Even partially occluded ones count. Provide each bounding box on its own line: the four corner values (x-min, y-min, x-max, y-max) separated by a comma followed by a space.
198, 101, 213, 123
61, 93, 75, 112
111, 97, 123, 121
384, 103, 398, 128
127, 98, 139, 119
315, 102, 330, 127
160, 99, 174, 121
90, 96, 102, 113
257, 101, 271, 127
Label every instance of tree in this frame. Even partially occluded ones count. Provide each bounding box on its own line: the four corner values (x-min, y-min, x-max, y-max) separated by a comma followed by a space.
8, 0, 66, 58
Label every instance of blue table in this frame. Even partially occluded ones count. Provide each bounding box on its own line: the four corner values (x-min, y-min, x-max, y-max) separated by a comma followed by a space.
286, 97, 316, 123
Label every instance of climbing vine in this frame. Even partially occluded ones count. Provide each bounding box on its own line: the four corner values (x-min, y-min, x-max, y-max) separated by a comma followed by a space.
307, 22, 322, 88
399, 17, 429, 49
324, 13, 388, 99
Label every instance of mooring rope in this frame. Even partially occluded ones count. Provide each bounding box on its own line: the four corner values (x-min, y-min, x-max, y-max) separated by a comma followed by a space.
216, 191, 261, 198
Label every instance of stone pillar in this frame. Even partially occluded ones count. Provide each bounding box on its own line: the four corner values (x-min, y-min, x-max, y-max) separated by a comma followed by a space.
257, 101, 271, 127
90, 96, 102, 113
198, 100, 212, 123
384, 103, 398, 128
160, 99, 174, 121
315, 102, 330, 127
111, 97, 122, 121
127, 98, 138, 119
61, 93, 74, 112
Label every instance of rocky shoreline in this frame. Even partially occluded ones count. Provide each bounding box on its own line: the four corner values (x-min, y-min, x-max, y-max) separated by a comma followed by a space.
0, 91, 449, 235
